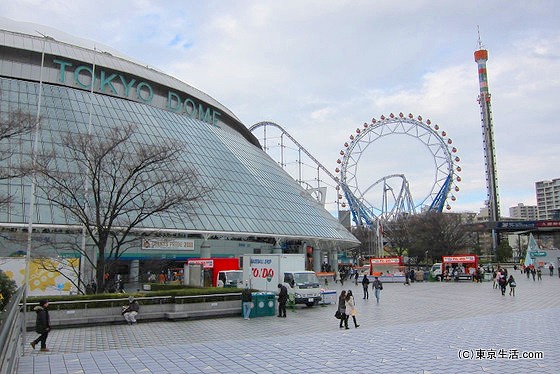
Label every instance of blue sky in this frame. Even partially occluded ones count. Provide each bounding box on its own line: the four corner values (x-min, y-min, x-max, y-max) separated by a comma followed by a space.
1, 0, 559, 216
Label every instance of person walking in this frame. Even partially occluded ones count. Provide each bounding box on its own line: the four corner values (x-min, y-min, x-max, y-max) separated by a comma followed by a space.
361, 273, 370, 299
498, 274, 507, 296
338, 290, 348, 329
122, 296, 140, 324
277, 283, 288, 318
508, 275, 516, 296
30, 299, 51, 352
345, 290, 359, 328
404, 269, 410, 285
241, 284, 253, 320
372, 276, 383, 304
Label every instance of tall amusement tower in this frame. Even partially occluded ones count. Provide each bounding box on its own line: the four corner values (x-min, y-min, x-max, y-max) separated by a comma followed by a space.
474, 34, 500, 253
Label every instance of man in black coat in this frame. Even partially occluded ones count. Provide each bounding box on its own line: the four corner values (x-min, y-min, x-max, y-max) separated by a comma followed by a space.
30, 299, 51, 352
361, 274, 370, 299
277, 283, 288, 318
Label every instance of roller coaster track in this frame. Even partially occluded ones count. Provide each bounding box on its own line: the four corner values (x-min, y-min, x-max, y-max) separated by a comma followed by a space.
249, 121, 338, 183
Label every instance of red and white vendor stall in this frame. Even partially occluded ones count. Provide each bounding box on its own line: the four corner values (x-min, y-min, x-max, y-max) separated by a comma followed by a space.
368, 257, 405, 283
442, 254, 478, 281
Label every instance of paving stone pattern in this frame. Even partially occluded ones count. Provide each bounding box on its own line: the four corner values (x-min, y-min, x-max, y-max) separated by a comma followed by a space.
18, 268, 560, 373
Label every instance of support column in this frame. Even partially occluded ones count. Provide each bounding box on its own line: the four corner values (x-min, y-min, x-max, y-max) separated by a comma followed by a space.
129, 259, 140, 283
331, 247, 339, 274
313, 246, 321, 273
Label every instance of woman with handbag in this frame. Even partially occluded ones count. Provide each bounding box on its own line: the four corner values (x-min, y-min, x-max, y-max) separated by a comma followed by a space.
337, 290, 348, 329
345, 290, 359, 328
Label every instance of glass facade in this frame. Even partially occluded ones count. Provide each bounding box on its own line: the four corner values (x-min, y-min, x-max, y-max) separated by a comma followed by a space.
0, 23, 358, 252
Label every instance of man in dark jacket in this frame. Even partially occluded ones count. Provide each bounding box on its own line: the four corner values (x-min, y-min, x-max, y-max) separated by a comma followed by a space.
361, 274, 370, 299
30, 299, 51, 352
277, 283, 288, 318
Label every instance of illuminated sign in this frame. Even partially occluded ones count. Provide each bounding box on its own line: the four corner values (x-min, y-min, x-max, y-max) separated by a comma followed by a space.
52, 59, 221, 126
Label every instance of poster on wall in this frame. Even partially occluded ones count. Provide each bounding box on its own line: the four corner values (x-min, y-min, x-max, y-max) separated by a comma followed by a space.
0, 257, 80, 296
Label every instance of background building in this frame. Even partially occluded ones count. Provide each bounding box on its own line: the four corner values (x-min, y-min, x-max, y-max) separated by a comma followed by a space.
509, 203, 538, 220
536, 178, 560, 220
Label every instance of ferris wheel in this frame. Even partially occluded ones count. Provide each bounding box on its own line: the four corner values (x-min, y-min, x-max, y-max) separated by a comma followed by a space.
335, 112, 461, 226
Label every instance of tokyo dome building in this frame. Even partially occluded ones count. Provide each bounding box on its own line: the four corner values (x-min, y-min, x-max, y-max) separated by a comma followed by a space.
0, 18, 357, 290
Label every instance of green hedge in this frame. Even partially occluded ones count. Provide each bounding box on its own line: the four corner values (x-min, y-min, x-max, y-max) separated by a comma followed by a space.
25, 285, 245, 310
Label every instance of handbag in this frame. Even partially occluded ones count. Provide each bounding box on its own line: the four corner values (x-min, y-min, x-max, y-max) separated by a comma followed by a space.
334, 310, 341, 319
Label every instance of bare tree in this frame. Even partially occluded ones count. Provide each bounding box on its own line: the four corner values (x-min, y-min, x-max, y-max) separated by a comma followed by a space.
407, 212, 475, 261
0, 98, 36, 207
382, 215, 414, 258
34, 123, 209, 292
381, 212, 475, 263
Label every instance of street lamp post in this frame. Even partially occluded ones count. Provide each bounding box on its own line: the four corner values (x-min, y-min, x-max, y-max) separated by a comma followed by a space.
22, 31, 50, 355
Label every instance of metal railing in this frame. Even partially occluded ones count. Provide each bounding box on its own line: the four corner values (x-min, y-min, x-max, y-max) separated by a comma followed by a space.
0, 287, 25, 374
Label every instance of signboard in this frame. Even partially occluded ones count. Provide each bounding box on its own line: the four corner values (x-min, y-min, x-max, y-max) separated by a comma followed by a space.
530, 251, 547, 257
370, 257, 401, 265
142, 238, 195, 251
537, 220, 560, 228
496, 221, 537, 230
442, 255, 476, 263
187, 259, 214, 268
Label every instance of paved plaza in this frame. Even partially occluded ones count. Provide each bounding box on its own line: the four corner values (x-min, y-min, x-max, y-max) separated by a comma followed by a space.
17, 268, 560, 373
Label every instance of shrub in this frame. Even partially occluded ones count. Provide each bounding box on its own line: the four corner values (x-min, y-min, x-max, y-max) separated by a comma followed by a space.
0, 270, 17, 310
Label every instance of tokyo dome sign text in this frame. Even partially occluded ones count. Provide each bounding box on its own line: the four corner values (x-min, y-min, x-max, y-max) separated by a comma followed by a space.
53, 59, 221, 126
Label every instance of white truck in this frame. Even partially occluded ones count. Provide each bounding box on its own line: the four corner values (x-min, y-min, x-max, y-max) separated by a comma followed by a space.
242, 254, 322, 307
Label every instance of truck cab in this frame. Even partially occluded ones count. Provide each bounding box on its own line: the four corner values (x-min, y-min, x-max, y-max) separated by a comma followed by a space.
283, 271, 322, 307
217, 270, 243, 288
430, 263, 443, 281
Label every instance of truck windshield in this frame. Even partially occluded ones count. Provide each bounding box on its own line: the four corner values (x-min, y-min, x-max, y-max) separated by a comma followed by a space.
293, 273, 320, 286
228, 271, 243, 282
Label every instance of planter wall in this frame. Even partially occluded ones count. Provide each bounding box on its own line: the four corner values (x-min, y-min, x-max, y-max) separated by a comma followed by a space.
25, 300, 241, 329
